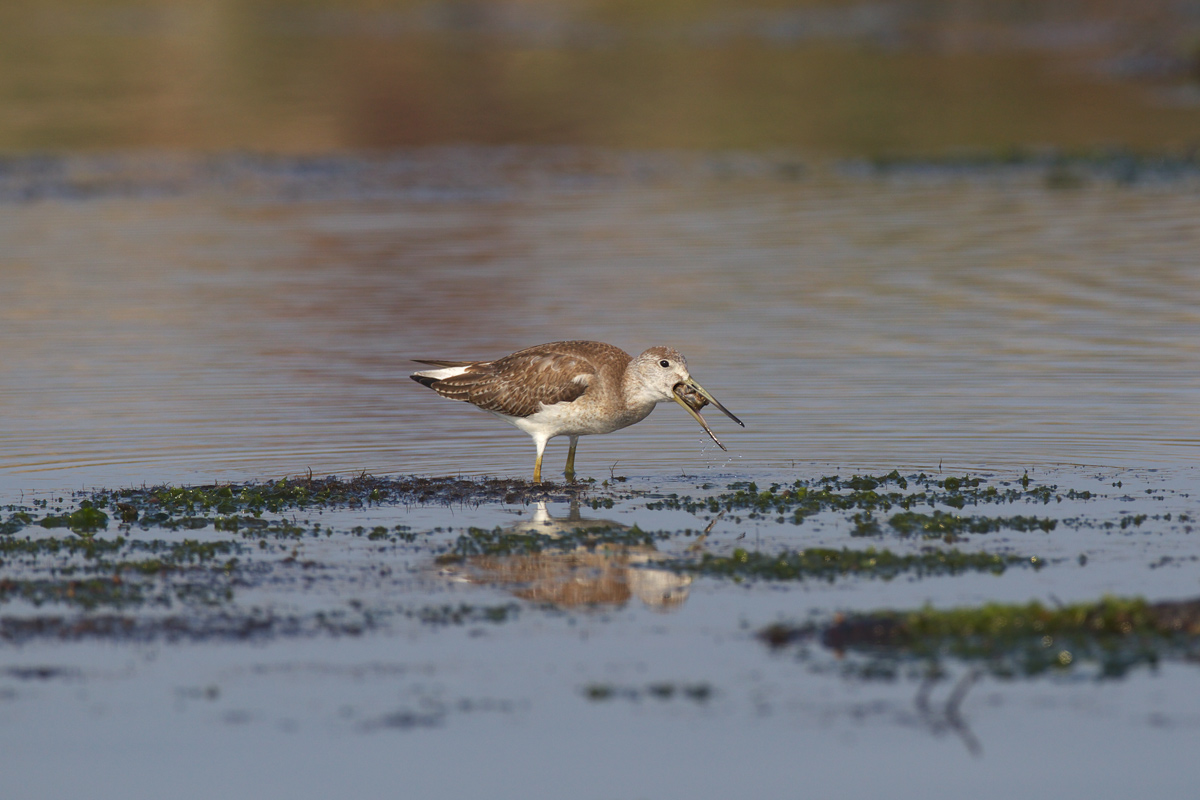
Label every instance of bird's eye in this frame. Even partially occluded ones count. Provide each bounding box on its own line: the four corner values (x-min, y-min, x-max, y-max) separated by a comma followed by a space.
659, 359, 671, 368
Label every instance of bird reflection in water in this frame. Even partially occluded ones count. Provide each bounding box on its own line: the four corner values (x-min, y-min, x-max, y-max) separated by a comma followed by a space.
439, 502, 692, 611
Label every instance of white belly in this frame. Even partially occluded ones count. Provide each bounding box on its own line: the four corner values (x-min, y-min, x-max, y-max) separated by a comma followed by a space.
492, 395, 656, 441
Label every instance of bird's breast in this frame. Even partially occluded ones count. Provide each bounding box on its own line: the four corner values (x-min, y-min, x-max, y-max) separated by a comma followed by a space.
522, 391, 655, 437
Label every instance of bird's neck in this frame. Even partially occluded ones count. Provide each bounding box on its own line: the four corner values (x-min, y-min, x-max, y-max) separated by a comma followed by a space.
620, 371, 663, 418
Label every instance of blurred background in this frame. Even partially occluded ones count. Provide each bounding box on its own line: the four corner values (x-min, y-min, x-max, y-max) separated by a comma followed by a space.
2, 0, 1199, 153
1, 0, 1199, 488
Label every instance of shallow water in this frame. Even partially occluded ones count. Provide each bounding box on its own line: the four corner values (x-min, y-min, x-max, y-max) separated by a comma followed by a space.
1, 150, 1198, 493
1, 468, 1199, 800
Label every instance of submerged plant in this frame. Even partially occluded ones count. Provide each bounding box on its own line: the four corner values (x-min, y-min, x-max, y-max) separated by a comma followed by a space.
761, 596, 1200, 679
681, 546, 1036, 582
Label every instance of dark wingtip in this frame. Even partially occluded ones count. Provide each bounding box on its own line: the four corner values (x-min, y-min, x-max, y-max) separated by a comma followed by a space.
411, 374, 438, 388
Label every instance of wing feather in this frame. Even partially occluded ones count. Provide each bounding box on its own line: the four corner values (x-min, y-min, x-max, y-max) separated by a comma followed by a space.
441, 352, 591, 417
410, 341, 629, 418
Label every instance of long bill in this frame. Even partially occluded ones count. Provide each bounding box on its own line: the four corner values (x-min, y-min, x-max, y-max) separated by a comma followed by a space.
671, 379, 744, 451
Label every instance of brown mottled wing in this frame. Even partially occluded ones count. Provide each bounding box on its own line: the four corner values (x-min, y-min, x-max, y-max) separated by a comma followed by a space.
425, 348, 601, 418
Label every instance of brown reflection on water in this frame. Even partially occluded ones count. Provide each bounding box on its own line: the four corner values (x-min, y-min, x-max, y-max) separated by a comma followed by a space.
438, 502, 692, 611
1, 1, 1199, 153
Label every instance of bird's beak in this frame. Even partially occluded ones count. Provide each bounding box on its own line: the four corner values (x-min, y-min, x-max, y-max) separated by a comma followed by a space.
672, 379, 744, 451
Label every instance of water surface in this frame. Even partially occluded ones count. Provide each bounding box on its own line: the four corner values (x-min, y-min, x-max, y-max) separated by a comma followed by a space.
1, 151, 1197, 492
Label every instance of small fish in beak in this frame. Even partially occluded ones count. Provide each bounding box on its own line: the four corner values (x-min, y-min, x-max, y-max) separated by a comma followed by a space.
674, 384, 710, 413
672, 380, 743, 450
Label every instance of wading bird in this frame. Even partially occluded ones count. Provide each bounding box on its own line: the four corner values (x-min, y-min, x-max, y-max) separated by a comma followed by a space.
411, 341, 742, 482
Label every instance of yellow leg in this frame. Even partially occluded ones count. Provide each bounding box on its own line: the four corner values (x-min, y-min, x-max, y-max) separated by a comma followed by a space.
564, 436, 579, 483
533, 450, 543, 483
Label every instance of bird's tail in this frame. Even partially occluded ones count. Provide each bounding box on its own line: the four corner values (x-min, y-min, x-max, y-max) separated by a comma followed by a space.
410, 360, 480, 387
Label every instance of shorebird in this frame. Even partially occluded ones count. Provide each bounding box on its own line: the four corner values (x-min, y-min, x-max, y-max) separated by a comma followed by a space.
410, 340, 743, 482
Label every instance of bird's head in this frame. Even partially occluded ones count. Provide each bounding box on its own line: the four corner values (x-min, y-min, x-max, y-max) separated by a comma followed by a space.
629, 346, 744, 449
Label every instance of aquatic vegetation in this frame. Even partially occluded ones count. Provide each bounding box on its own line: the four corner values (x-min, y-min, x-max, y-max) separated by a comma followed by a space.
0, 534, 128, 562
443, 524, 667, 559
0, 476, 578, 554
681, 547, 1037, 582
0, 472, 1068, 628
0, 576, 144, 611
645, 471, 1077, 525
409, 603, 521, 626
761, 596, 1200, 679
0, 471, 1188, 649
887, 510, 1057, 539
0, 609, 350, 644
0, 476, 561, 639
34, 503, 108, 534
864, 147, 1200, 186
582, 682, 713, 704
0, 538, 242, 611
95, 475, 548, 520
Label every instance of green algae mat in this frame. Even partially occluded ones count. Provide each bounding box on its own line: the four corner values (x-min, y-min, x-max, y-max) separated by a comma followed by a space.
2, 470, 1195, 676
